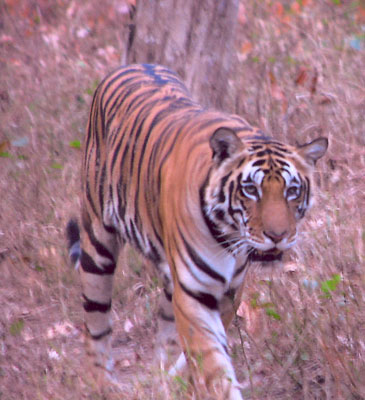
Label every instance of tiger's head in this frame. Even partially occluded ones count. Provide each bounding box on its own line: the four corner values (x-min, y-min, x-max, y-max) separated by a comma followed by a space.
200, 128, 328, 260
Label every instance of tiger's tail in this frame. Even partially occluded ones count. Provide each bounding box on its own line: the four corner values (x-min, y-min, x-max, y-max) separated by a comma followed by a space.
66, 218, 81, 269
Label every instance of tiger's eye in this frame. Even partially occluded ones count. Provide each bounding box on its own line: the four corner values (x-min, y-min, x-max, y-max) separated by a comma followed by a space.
287, 186, 300, 199
242, 184, 259, 198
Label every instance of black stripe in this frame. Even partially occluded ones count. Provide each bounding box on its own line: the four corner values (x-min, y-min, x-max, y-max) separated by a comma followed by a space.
276, 158, 290, 167
298, 176, 309, 219
179, 228, 226, 284
199, 177, 231, 250
237, 124, 253, 132
218, 172, 232, 203
243, 175, 253, 184
255, 149, 272, 157
105, 76, 140, 118
117, 181, 126, 221
80, 250, 115, 275
305, 176, 310, 208
155, 107, 196, 171
87, 326, 113, 341
83, 220, 115, 263
149, 220, 163, 247
101, 67, 142, 114
83, 294, 111, 313
214, 209, 225, 221
228, 181, 241, 226
272, 150, 287, 158
129, 107, 150, 171
108, 88, 147, 131
234, 260, 248, 277
252, 159, 265, 167
179, 281, 218, 310
115, 89, 153, 133
85, 181, 98, 216
130, 221, 143, 252
135, 109, 162, 184
66, 219, 80, 248
196, 117, 227, 132
84, 94, 97, 154
249, 145, 264, 151
91, 100, 101, 161
98, 163, 106, 215
224, 288, 236, 301
147, 238, 162, 264
158, 308, 175, 322
237, 156, 246, 168
163, 288, 173, 302
132, 110, 163, 229
103, 222, 118, 235
81, 250, 103, 274
110, 110, 143, 176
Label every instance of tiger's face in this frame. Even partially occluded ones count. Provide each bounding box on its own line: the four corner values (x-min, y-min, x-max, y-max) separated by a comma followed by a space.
201, 128, 328, 259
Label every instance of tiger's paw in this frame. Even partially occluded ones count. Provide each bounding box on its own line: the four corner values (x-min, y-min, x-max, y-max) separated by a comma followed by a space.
83, 327, 115, 372
201, 377, 244, 400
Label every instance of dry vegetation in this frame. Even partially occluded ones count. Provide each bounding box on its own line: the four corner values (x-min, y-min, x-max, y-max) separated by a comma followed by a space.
1, 1, 364, 399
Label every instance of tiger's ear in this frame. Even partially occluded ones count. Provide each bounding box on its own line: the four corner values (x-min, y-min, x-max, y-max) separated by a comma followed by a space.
210, 128, 243, 163
297, 137, 328, 166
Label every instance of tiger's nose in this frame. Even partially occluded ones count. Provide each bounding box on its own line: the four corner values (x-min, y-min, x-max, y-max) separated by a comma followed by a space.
263, 230, 287, 244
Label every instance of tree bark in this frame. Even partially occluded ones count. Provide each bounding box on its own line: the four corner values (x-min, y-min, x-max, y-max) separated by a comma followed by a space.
126, 0, 239, 111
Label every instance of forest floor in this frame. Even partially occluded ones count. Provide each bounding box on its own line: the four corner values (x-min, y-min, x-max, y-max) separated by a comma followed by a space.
1, 1, 365, 399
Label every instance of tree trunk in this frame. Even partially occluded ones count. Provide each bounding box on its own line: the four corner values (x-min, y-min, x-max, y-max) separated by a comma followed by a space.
126, 0, 239, 111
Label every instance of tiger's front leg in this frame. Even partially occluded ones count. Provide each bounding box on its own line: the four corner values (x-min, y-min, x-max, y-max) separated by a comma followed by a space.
172, 281, 243, 400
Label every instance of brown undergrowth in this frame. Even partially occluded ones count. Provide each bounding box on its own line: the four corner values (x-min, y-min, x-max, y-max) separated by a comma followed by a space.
0, 1, 364, 399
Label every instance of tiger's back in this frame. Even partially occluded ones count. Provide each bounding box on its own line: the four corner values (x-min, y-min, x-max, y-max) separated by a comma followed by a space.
70, 63, 327, 399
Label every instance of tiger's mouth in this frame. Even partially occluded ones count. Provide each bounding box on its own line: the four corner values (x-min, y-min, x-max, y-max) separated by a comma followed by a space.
249, 248, 283, 262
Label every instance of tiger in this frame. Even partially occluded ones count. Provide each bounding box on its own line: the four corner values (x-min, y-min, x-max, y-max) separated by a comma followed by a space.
66, 63, 327, 399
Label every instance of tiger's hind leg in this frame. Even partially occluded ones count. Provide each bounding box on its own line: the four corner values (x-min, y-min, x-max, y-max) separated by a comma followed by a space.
67, 215, 119, 371
154, 262, 181, 369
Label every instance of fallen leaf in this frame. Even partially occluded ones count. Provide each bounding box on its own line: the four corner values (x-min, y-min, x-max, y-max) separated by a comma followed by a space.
291, 2, 301, 14
273, 2, 284, 18
269, 70, 288, 113
356, 6, 365, 23
295, 67, 308, 86
240, 41, 253, 55
0, 140, 10, 153
317, 93, 334, 105
310, 68, 318, 95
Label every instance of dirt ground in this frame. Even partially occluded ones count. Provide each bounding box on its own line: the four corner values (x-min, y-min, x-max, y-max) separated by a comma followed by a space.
1, 1, 365, 399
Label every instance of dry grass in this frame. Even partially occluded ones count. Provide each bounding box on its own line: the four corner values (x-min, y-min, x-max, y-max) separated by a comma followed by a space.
0, 1, 364, 399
